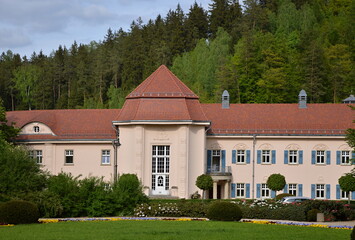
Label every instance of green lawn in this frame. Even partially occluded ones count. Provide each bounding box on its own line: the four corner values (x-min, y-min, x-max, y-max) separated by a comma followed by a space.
0, 220, 350, 240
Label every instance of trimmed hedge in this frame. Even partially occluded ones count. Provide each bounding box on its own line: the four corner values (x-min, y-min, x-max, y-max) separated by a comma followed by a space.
206, 201, 242, 221
0, 200, 39, 224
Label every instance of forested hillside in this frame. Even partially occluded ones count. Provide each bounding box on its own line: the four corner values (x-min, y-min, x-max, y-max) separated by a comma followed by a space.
0, 0, 354, 111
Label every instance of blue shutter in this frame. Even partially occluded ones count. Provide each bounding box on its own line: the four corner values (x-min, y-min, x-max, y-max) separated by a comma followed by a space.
326, 184, 331, 199
246, 184, 250, 198
299, 150, 303, 164
232, 150, 236, 164
336, 185, 341, 199
311, 151, 316, 165
222, 150, 226, 172
311, 184, 315, 199
246, 150, 250, 164
257, 150, 261, 164
336, 151, 341, 165
352, 191, 355, 200
271, 190, 276, 198
326, 151, 331, 165
207, 150, 212, 173
283, 184, 288, 193
298, 184, 303, 197
231, 183, 236, 198
256, 184, 261, 198
284, 150, 288, 164
352, 152, 355, 165
272, 150, 276, 164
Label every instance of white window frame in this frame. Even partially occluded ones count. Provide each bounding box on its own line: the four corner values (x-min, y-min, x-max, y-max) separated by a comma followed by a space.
236, 183, 245, 198
33, 126, 40, 133
212, 150, 221, 171
261, 183, 271, 198
101, 150, 111, 165
262, 150, 271, 164
288, 184, 297, 196
316, 184, 325, 199
236, 150, 245, 164
316, 150, 325, 164
341, 189, 349, 200
341, 151, 350, 165
289, 150, 298, 164
29, 150, 43, 164
152, 145, 170, 191
65, 150, 74, 164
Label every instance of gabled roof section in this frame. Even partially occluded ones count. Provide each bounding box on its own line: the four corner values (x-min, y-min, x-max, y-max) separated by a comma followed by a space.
116, 65, 209, 123
127, 65, 198, 99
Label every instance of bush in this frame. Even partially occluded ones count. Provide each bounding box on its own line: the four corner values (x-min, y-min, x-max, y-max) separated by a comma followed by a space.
0, 200, 39, 224
207, 201, 242, 221
351, 226, 355, 240
307, 209, 321, 222
275, 193, 294, 200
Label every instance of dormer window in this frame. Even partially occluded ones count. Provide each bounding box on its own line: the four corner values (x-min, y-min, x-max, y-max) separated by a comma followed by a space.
33, 126, 40, 133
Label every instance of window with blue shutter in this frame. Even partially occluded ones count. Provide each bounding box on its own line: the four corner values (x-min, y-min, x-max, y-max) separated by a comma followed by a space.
311, 151, 316, 165
246, 150, 250, 164
326, 184, 331, 199
222, 150, 226, 172
271, 190, 276, 198
326, 151, 331, 165
352, 191, 355, 200
257, 150, 261, 164
298, 184, 303, 197
352, 152, 355, 165
336, 151, 341, 165
311, 184, 315, 199
231, 183, 236, 198
272, 150, 276, 164
207, 150, 212, 173
336, 185, 341, 199
256, 184, 261, 198
232, 150, 236, 164
246, 184, 250, 198
283, 184, 288, 193
284, 150, 288, 164
299, 150, 303, 164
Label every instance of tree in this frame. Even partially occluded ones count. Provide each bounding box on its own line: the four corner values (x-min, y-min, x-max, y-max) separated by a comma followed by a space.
267, 173, 286, 196
338, 173, 355, 204
0, 97, 19, 142
195, 174, 213, 199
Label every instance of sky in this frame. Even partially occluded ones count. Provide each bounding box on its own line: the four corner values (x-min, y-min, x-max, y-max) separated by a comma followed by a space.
0, 0, 211, 58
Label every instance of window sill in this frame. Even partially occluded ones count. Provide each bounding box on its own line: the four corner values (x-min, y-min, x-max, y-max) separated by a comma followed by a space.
101, 163, 111, 166
64, 163, 74, 166
235, 162, 247, 165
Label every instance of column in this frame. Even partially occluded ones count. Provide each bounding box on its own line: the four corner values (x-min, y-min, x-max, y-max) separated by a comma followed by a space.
224, 180, 230, 199
213, 181, 218, 199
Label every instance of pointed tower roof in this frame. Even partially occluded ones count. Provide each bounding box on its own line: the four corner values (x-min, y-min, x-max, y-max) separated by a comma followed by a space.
115, 65, 209, 124
127, 65, 198, 99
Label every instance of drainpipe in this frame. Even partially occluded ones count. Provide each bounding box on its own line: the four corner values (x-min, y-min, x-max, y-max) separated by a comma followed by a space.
112, 125, 121, 183
252, 134, 256, 199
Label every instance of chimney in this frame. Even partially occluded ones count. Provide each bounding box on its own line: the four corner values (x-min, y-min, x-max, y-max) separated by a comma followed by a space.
298, 89, 307, 109
222, 90, 230, 109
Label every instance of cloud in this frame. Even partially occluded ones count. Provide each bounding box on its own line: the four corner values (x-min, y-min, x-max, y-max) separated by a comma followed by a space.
0, 28, 31, 49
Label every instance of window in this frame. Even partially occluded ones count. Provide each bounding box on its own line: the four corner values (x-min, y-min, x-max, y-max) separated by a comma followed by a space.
261, 184, 270, 198
212, 150, 221, 171
262, 150, 271, 164
33, 126, 40, 133
316, 151, 325, 164
152, 145, 170, 191
289, 150, 298, 164
341, 151, 350, 165
288, 184, 297, 196
341, 189, 349, 200
65, 150, 74, 164
316, 184, 325, 199
237, 150, 245, 163
101, 150, 110, 165
236, 183, 245, 198
29, 150, 43, 164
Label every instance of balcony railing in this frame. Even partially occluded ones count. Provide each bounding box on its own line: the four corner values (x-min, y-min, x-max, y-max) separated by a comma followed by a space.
207, 166, 232, 175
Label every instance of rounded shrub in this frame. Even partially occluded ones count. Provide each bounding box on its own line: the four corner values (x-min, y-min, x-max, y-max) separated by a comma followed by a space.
206, 201, 242, 221
306, 209, 321, 222
0, 200, 39, 224
275, 193, 294, 200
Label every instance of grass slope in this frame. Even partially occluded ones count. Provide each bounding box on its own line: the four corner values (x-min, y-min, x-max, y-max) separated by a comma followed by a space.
0, 221, 350, 240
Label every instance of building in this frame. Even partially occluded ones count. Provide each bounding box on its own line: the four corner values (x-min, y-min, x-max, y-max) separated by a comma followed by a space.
6, 65, 355, 200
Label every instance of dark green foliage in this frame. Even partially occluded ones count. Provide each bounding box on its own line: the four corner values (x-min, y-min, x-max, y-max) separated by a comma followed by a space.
206, 201, 242, 221
306, 209, 320, 222
0, 200, 39, 224
0, 98, 19, 142
267, 174, 286, 192
302, 200, 353, 221
352, 226, 355, 240
195, 174, 213, 191
339, 174, 355, 193
23, 191, 63, 218
275, 193, 294, 200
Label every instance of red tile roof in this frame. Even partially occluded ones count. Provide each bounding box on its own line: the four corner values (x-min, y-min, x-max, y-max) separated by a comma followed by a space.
6, 109, 119, 141
202, 103, 354, 135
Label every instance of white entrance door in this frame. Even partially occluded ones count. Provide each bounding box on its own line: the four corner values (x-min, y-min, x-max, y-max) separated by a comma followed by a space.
151, 146, 170, 195
152, 174, 168, 195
